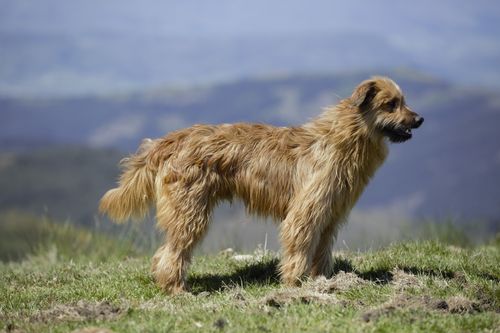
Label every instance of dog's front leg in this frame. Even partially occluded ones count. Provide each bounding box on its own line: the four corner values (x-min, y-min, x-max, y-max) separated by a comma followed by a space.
278, 191, 332, 285
310, 221, 340, 278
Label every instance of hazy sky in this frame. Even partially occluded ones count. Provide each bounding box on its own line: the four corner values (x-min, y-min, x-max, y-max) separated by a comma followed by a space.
1, 0, 499, 95
1, 0, 498, 36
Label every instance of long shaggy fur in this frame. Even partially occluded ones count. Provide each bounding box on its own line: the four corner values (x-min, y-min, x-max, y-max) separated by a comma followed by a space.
100, 76, 423, 294
99, 138, 157, 222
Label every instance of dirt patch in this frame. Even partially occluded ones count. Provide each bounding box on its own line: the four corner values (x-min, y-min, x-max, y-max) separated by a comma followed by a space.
362, 295, 447, 322
474, 289, 500, 313
308, 271, 368, 293
361, 294, 487, 322
31, 301, 125, 323
392, 294, 448, 310
260, 271, 366, 308
262, 289, 341, 308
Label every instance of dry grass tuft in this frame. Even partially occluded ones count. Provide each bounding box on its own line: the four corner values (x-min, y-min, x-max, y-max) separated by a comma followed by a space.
391, 269, 423, 291
308, 271, 368, 293
262, 289, 341, 308
446, 296, 481, 314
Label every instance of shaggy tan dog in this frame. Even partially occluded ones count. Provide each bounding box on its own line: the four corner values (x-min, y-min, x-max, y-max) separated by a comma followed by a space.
100, 76, 423, 294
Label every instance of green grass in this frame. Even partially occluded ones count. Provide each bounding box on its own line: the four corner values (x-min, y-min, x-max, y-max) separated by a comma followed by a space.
1, 237, 499, 333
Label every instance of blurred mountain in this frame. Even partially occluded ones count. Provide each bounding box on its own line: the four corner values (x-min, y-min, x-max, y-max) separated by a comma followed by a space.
0, 147, 121, 223
0, 71, 499, 222
1, 0, 499, 96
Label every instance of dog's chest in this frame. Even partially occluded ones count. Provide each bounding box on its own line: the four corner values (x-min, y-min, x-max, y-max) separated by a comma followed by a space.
326, 141, 388, 210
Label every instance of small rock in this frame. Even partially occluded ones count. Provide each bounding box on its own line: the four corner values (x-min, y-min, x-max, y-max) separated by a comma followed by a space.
197, 291, 210, 298
219, 248, 235, 256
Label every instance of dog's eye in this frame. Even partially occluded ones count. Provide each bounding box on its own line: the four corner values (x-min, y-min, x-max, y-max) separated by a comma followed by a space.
386, 99, 398, 110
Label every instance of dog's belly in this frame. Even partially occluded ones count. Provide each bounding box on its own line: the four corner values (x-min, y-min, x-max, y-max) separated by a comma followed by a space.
230, 167, 293, 221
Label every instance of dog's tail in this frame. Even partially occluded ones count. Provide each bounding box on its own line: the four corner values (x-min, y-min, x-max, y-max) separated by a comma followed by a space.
99, 138, 159, 223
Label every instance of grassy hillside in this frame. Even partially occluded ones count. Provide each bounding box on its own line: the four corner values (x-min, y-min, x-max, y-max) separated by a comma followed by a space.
1, 233, 498, 332
0, 212, 143, 263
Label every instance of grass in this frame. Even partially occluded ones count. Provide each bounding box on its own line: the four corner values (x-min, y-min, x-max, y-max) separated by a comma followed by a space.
1, 232, 499, 333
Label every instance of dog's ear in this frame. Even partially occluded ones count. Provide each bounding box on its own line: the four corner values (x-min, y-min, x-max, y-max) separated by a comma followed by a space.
351, 80, 378, 108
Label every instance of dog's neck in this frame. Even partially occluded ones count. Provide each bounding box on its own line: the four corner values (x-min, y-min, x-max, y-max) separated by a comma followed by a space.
302, 100, 388, 190
304, 100, 384, 144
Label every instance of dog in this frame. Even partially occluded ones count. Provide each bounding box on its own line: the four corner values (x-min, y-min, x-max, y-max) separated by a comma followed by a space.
100, 76, 423, 294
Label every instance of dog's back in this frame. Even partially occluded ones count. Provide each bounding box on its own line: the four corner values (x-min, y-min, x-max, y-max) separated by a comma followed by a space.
101, 123, 311, 223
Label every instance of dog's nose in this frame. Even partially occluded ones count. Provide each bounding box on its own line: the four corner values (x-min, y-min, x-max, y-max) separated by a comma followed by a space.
412, 116, 424, 128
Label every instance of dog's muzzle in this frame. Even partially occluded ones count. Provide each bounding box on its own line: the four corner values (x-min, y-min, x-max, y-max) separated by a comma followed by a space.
381, 114, 424, 143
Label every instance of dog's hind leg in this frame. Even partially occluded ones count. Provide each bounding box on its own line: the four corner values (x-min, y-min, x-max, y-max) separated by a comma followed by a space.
151, 239, 196, 294
151, 180, 214, 294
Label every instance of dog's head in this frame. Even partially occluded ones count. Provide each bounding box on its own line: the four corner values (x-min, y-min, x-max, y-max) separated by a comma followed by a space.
351, 76, 424, 143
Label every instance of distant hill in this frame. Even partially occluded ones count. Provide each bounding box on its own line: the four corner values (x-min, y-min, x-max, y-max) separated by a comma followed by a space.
0, 71, 444, 151
0, 72, 499, 222
0, 147, 122, 223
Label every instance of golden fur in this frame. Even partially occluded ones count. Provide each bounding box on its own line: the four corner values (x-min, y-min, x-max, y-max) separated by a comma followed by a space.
100, 76, 423, 294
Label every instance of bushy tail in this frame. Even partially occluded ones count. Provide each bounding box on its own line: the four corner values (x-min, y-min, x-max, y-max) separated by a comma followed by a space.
99, 139, 158, 223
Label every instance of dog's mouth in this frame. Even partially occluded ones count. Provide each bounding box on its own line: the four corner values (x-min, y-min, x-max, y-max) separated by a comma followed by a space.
379, 124, 412, 143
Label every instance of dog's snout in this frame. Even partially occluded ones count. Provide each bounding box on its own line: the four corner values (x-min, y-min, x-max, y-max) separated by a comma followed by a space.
412, 116, 424, 128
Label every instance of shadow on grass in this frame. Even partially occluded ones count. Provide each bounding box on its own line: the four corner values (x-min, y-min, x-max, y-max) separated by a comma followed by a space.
331, 257, 394, 283
402, 267, 455, 279
331, 257, 459, 284
187, 255, 471, 294
188, 257, 281, 294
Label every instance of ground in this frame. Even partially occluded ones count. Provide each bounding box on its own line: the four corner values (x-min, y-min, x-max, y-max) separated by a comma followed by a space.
1, 241, 499, 333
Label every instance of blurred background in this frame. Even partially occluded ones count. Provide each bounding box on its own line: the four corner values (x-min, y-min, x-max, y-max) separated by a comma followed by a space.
1, 0, 499, 261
